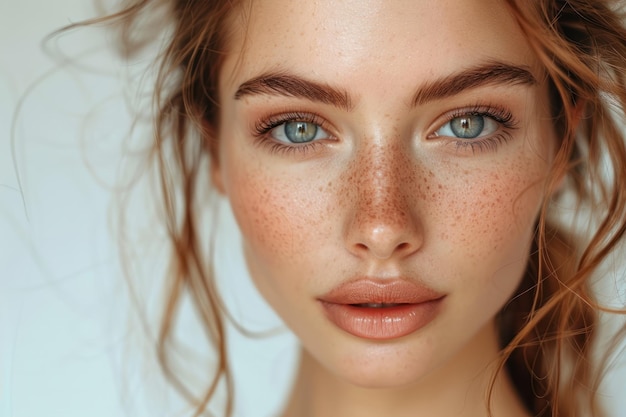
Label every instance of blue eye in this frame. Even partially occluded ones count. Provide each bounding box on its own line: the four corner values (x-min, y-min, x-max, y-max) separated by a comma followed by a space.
272, 121, 329, 143
435, 114, 498, 139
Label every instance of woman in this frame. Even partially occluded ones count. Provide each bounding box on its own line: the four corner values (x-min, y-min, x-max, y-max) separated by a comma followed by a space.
78, 0, 626, 415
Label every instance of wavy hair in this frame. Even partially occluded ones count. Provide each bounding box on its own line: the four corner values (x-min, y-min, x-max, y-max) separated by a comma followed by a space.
65, 0, 626, 415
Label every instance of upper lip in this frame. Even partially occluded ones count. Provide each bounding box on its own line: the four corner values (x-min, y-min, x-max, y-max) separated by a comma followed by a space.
319, 278, 444, 305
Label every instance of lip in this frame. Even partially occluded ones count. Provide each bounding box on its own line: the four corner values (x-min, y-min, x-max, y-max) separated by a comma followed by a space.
318, 279, 445, 340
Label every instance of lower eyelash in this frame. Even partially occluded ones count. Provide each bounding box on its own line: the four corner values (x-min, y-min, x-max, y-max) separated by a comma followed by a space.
453, 132, 513, 154
262, 140, 319, 156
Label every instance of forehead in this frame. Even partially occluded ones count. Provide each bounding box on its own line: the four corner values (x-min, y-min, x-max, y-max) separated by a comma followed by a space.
221, 0, 538, 95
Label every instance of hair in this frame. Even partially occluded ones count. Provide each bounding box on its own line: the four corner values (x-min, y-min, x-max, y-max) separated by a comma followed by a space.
64, 0, 626, 416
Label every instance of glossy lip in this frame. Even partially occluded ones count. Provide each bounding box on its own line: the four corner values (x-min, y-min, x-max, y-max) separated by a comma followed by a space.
318, 279, 445, 340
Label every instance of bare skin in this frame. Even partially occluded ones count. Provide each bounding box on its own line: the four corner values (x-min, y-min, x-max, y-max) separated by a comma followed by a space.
212, 0, 555, 415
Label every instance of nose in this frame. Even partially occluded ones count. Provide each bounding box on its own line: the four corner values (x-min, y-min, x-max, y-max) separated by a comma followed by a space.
343, 142, 423, 260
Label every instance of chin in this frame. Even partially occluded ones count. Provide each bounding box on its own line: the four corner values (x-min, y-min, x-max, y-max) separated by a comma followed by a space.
336, 362, 436, 391
325, 339, 440, 389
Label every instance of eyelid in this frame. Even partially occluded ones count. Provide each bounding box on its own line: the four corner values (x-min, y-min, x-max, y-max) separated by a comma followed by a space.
253, 111, 334, 137
251, 111, 337, 155
425, 104, 519, 154
427, 104, 517, 139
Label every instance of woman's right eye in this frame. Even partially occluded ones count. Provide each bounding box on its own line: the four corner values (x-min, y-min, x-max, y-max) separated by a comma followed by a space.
271, 121, 330, 144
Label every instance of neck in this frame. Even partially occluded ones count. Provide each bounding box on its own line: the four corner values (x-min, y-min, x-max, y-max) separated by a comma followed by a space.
281, 321, 530, 417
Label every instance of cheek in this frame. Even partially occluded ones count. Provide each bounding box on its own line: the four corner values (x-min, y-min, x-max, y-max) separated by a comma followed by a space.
222, 157, 345, 315
423, 152, 550, 330
439, 151, 547, 253
428, 152, 549, 318
224, 161, 334, 264
228, 174, 291, 257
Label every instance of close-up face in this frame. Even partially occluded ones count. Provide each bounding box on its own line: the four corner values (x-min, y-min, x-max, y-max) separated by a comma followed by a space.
214, 0, 556, 389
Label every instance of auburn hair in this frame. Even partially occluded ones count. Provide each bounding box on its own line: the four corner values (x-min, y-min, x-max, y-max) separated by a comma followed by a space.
65, 0, 626, 416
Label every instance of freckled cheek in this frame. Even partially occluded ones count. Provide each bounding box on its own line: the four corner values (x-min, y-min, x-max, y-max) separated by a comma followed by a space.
436, 162, 546, 259
226, 167, 336, 263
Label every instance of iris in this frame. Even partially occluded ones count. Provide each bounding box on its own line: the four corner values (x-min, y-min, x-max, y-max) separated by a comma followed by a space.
284, 121, 319, 143
450, 115, 485, 138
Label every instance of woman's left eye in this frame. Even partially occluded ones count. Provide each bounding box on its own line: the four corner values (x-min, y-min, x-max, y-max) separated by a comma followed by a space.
434, 114, 499, 139
271, 121, 329, 144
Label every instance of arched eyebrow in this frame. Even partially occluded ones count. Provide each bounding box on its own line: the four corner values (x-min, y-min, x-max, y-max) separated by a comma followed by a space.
234, 62, 537, 109
411, 62, 537, 106
234, 72, 354, 111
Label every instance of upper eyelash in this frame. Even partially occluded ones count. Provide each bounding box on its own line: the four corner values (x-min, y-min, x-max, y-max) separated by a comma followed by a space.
439, 104, 517, 131
253, 111, 327, 137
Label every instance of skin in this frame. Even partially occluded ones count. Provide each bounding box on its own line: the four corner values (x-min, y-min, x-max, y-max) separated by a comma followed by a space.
212, 0, 556, 415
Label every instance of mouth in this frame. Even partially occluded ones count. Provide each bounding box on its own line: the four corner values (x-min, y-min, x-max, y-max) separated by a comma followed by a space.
318, 279, 444, 340
351, 302, 405, 308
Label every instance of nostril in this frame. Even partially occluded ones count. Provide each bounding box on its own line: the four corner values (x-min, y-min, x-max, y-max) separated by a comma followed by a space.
396, 242, 410, 252
351, 240, 416, 260
355, 243, 369, 252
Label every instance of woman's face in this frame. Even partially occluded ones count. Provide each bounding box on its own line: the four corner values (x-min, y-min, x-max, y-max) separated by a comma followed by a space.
214, 0, 555, 387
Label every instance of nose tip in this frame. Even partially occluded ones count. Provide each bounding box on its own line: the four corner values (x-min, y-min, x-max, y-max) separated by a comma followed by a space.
348, 211, 422, 260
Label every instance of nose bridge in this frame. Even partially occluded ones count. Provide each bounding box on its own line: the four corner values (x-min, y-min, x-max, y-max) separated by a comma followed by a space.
355, 141, 409, 220
344, 138, 422, 259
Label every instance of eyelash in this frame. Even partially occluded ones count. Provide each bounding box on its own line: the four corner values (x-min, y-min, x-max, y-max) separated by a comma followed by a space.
252, 111, 332, 156
433, 104, 518, 154
252, 104, 518, 156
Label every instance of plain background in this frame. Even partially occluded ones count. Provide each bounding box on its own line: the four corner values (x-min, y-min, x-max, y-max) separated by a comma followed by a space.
1, 1, 625, 417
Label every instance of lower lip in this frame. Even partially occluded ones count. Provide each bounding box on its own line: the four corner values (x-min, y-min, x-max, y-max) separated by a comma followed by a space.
320, 299, 443, 340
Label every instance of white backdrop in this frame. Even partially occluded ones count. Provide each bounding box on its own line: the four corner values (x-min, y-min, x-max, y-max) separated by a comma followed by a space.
1, 2, 625, 417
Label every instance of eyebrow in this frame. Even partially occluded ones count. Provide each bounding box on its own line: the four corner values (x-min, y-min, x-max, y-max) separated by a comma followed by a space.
234, 72, 354, 111
411, 62, 537, 106
234, 62, 537, 110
